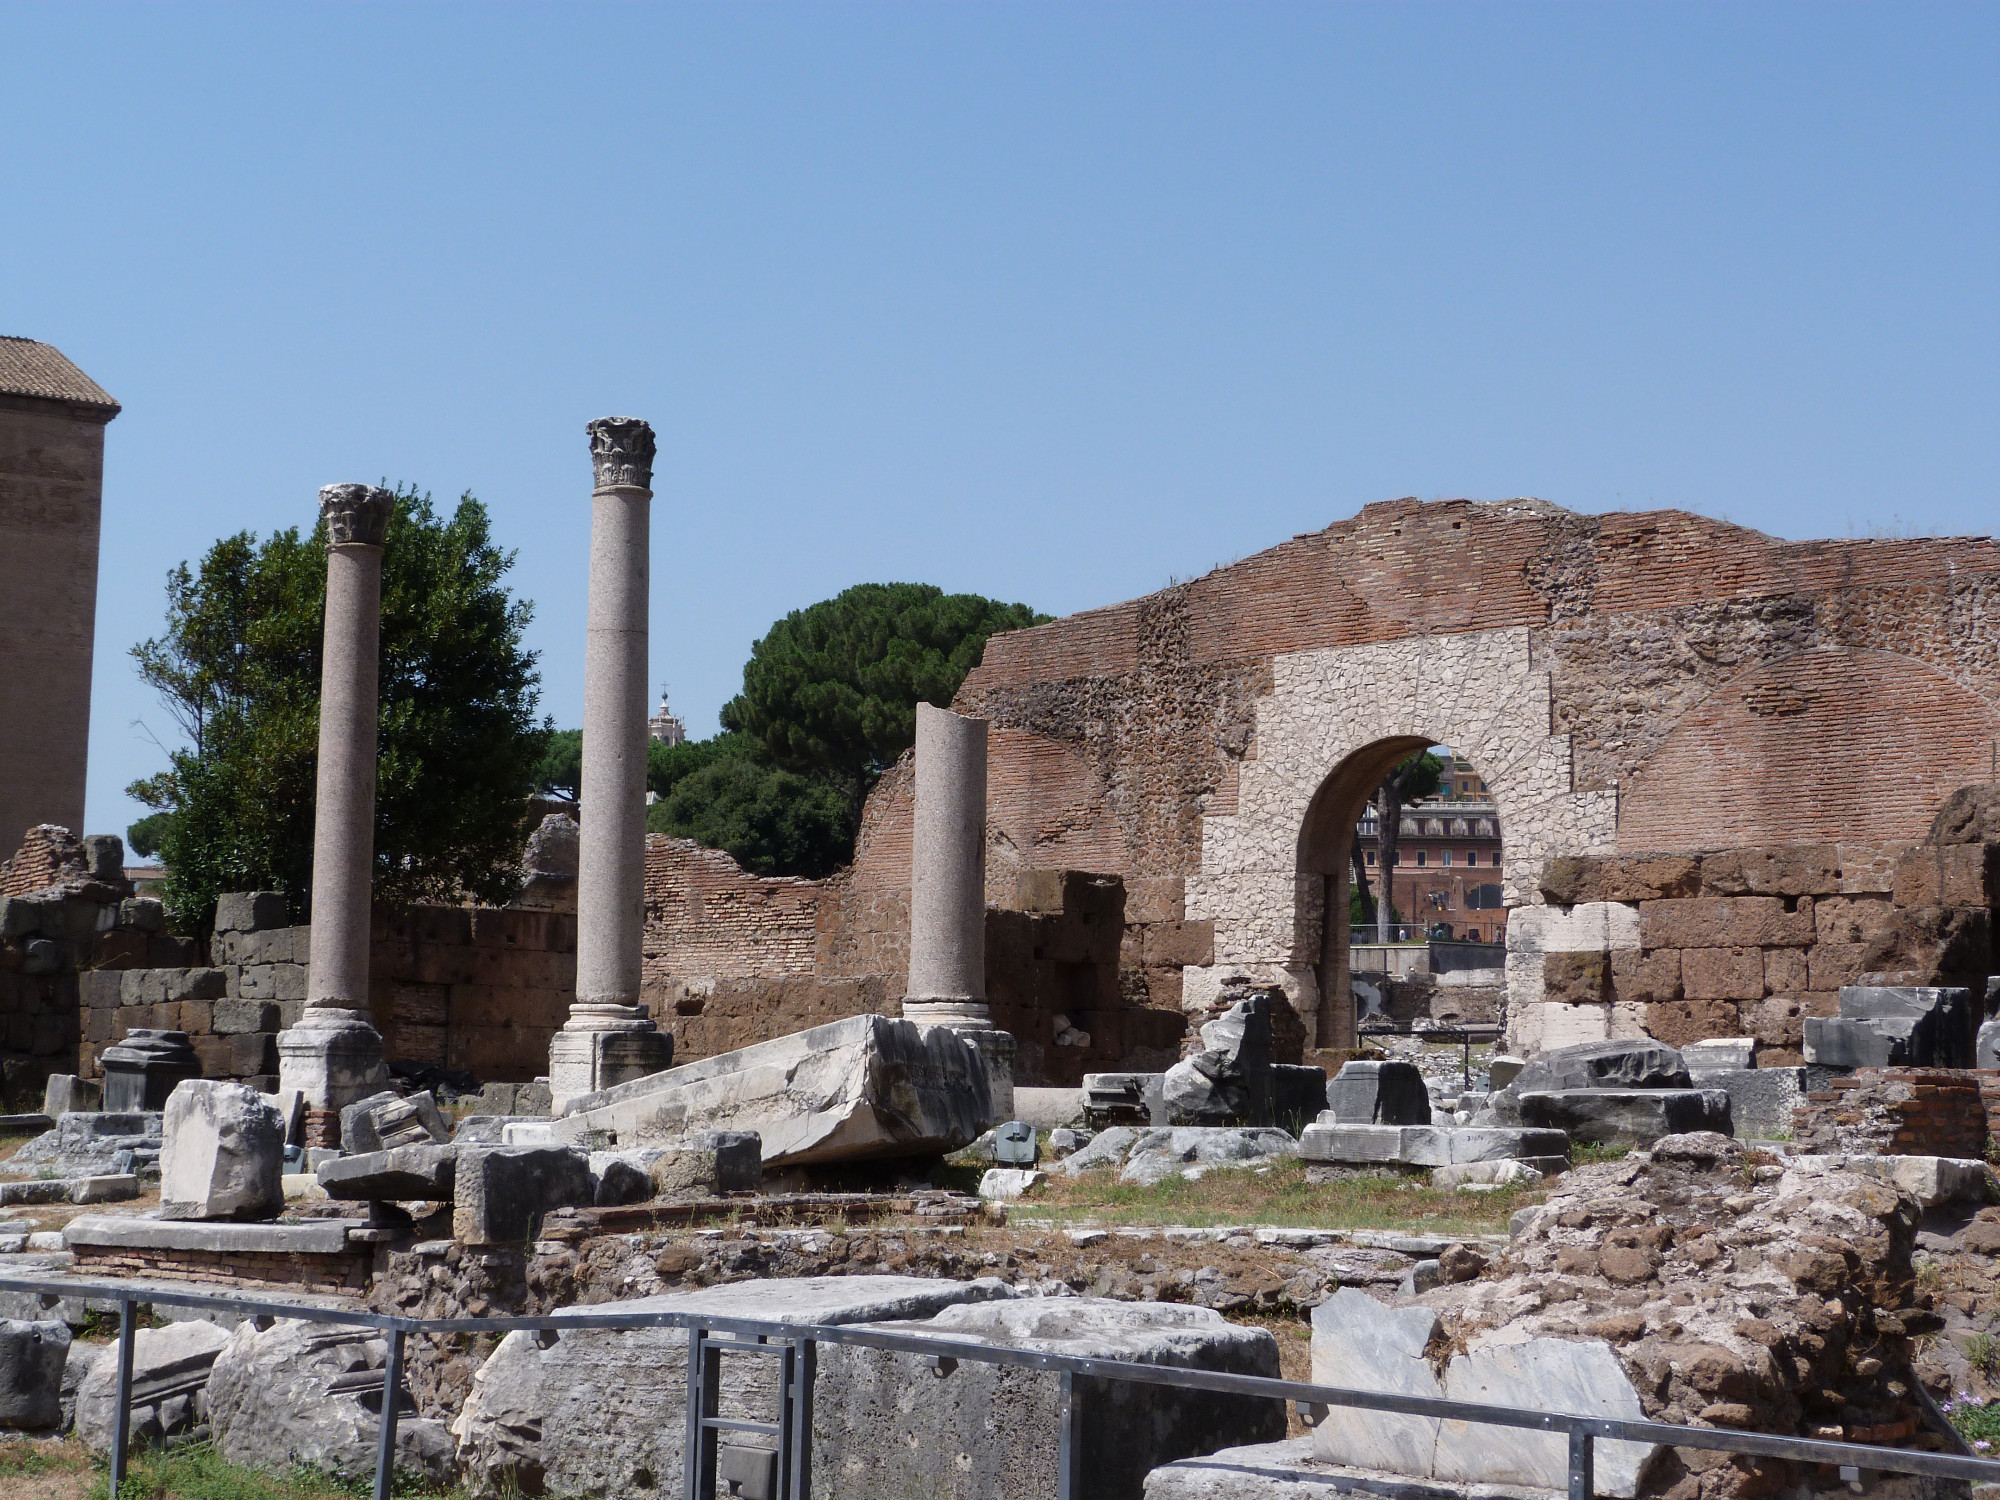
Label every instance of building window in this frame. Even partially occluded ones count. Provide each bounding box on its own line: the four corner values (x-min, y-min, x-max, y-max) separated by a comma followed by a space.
1415, 851, 1426, 867
1463, 850, 1475, 866
1441, 850, 1452, 866
1365, 850, 1376, 865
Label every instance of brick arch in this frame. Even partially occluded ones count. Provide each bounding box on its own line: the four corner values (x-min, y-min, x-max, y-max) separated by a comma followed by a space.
1184, 626, 1616, 1044
1617, 647, 2000, 851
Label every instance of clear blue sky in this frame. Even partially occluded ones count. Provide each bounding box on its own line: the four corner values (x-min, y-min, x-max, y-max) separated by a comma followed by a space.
4, 3, 1994, 842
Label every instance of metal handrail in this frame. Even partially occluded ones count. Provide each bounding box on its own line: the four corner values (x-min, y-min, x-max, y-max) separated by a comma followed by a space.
10, 1272, 1997, 1500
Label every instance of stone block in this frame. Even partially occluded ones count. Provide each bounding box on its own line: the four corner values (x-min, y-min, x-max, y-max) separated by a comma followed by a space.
1271, 1064, 1327, 1127
1541, 951, 1611, 1005
1609, 948, 1681, 1006
1640, 896, 1815, 951
41, 1073, 99, 1117
1143, 920, 1215, 967
76, 970, 122, 1010
228, 1032, 279, 1076
1505, 902, 1640, 955
1681, 1037, 1755, 1077
168, 967, 228, 1002
213, 998, 281, 1035
453, 1145, 594, 1245
63, 1213, 352, 1255
158, 1078, 286, 1220
207, 1318, 454, 1485
1117, 1126, 1299, 1184
73, 1320, 232, 1454
1162, 993, 1273, 1126
213, 891, 288, 933
341, 1089, 450, 1153
821, 1299, 1284, 1500
317, 1143, 457, 1201
1308, 1287, 1655, 1497
1325, 1060, 1430, 1125
101, 1028, 201, 1111
1816, 895, 1900, 945
977, 1167, 1045, 1201
237, 964, 278, 1000
1642, 999, 1741, 1052
1535, 1002, 1610, 1049
1763, 948, 1809, 994
455, 1276, 1014, 1499
556, 1014, 991, 1167
1679, 946, 1766, 1002
1788, 1153, 1994, 1210
1511, 1039, 1688, 1093
1540, 853, 1701, 905
1809, 943, 1874, 992
1701, 1067, 1808, 1139
119, 897, 166, 932
0, 1319, 70, 1429
1699, 845, 1840, 897
1515, 1088, 1731, 1145
592, 1131, 762, 1199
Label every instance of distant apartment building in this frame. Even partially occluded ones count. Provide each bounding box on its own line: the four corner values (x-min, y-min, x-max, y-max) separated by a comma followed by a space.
1355, 755, 1507, 943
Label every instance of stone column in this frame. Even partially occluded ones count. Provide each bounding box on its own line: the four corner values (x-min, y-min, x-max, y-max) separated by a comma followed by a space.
549, 418, 673, 1110
278, 484, 394, 1118
902, 703, 1014, 1121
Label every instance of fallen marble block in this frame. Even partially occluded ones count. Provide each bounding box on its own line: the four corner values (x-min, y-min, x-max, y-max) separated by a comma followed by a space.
1309, 1287, 1656, 1497
1513, 1088, 1730, 1145
0, 1175, 138, 1207
0, 1318, 70, 1429
455, 1275, 1016, 1498
1324, 1060, 1430, 1126
158, 1079, 286, 1221
1083, 1073, 1166, 1128
1297, 1122, 1568, 1168
1430, 1158, 1563, 1190
554, 1014, 991, 1167
1162, 995, 1273, 1126
1698, 1066, 1814, 1140
978, 1167, 1045, 1201
1680, 1037, 1755, 1078
587, 1136, 763, 1206
208, 1317, 455, 1484
317, 1143, 457, 1202
453, 1115, 539, 1145
42, 1075, 100, 1118
1511, 1038, 1689, 1093
454, 1145, 594, 1245
821, 1298, 1286, 1500
74, 1318, 232, 1454
341, 1090, 450, 1154
9, 1112, 162, 1178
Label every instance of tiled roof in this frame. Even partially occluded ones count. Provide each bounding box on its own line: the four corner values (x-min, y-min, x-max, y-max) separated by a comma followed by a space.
0, 337, 120, 413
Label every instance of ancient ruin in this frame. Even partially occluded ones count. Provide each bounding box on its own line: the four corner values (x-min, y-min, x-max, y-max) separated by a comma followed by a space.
4, 446, 1999, 1497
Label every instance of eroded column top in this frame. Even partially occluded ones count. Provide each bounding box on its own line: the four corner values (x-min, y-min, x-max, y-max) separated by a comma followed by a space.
587, 416, 655, 493
318, 484, 395, 550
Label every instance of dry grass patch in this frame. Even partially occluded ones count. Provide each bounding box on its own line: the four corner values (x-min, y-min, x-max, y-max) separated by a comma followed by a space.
1018, 1158, 1532, 1236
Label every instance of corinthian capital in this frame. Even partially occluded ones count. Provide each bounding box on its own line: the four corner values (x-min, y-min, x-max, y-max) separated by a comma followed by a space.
319, 484, 395, 549
588, 417, 656, 492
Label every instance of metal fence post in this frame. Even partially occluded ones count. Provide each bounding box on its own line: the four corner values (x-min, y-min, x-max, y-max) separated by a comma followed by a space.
107, 1296, 137, 1500
685, 1327, 721, 1500
1569, 1426, 1595, 1500
372, 1326, 407, 1500
784, 1336, 816, 1500
1056, 1370, 1084, 1500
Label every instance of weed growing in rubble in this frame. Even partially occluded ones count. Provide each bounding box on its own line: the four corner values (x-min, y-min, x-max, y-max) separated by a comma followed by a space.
1940, 1391, 2000, 1453
1965, 1332, 2000, 1377
74, 1438, 474, 1500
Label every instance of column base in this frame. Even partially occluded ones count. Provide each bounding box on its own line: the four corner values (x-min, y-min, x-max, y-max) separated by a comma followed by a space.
549, 1013, 674, 1112
276, 1011, 388, 1113
903, 1002, 1014, 1128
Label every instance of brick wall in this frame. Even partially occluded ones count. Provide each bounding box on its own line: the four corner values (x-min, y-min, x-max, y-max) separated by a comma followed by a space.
1515, 821, 1996, 1059
1791, 1068, 1988, 1158
641, 837, 820, 988
72, 894, 578, 1088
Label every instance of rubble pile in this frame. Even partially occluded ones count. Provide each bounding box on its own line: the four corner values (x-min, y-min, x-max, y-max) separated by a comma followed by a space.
1424, 1132, 1941, 1496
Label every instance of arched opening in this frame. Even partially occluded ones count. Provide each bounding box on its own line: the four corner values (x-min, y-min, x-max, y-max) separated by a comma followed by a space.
1297, 740, 1507, 1049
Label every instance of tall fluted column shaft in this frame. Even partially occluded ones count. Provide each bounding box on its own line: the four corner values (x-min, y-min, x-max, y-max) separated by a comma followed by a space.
905, 704, 989, 1016
574, 474, 650, 1010
550, 418, 674, 1110
305, 523, 385, 1014
279, 483, 394, 1117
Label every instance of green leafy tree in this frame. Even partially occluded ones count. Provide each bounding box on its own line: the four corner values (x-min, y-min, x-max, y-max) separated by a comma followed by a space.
124, 812, 175, 861
532, 729, 582, 800
128, 489, 544, 931
719, 583, 1046, 827
646, 753, 851, 878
